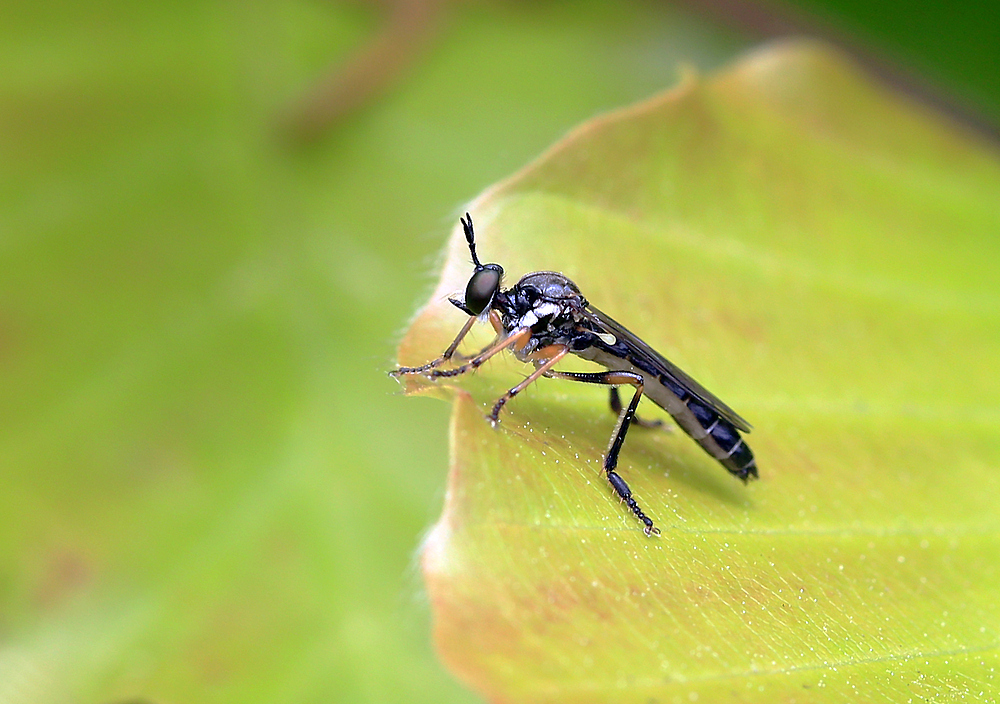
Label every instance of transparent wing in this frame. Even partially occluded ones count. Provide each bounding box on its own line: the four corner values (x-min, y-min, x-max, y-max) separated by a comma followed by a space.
584, 305, 752, 432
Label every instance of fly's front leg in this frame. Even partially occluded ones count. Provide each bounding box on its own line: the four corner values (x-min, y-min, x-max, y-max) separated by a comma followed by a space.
429, 327, 530, 380
448, 341, 494, 364
391, 311, 507, 377
610, 387, 663, 429
545, 369, 660, 536
390, 316, 477, 377
488, 346, 567, 424
442, 311, 505, 363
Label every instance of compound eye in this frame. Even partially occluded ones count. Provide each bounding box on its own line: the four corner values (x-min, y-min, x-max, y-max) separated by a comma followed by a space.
464, 265, 502, 316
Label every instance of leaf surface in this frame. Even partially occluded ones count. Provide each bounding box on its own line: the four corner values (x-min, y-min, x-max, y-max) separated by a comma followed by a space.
396, 40, 1000, 702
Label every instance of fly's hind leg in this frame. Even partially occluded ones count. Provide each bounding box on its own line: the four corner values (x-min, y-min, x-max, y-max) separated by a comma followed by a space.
545, 370, 660, 536
609, 387, 663, 429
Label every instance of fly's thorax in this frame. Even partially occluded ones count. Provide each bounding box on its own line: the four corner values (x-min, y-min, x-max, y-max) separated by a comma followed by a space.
513, 271, 584, 302
497, 272, 587, 334
506, 300, 560, 331
504, 272, 586, 319
497, 281, 591, 363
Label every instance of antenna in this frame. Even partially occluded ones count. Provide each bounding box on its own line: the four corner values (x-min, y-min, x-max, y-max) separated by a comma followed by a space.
460, 213, 482, 268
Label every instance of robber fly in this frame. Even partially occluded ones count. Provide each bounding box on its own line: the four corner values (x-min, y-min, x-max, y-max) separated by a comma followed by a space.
391, 214, 757, 535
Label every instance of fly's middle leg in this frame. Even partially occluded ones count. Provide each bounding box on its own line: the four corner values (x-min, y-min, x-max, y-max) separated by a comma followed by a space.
488, 347, 567, 424
544, 369, 660, 536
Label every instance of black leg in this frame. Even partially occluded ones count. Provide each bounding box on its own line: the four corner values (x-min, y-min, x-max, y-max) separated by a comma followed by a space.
545, 369, 660, 536
609, 387, 663, 429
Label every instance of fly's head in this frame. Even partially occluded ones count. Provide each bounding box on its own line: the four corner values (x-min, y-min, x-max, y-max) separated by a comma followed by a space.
448, 213, 504, 319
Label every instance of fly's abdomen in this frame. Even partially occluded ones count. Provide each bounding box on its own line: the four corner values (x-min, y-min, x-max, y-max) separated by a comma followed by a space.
577, 340, 758, 483
684, 397, 757, 481
651, 373, 757, 482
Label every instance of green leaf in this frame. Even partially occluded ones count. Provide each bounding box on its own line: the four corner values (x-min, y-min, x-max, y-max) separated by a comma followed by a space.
395, 40, 1000, 702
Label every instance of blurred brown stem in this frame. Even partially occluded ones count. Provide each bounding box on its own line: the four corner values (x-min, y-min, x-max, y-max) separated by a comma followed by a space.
282, 0, 447, 141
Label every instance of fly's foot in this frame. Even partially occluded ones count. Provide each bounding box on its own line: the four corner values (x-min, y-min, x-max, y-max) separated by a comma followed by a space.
607, 470, 659, 536
390, 356, 454, 377
489, 388, 519, 424
629, 498, 659, 536
389, 365, 424, 378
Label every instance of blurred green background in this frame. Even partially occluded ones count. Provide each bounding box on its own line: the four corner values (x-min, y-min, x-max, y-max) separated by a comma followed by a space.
0, 1, 995, 702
